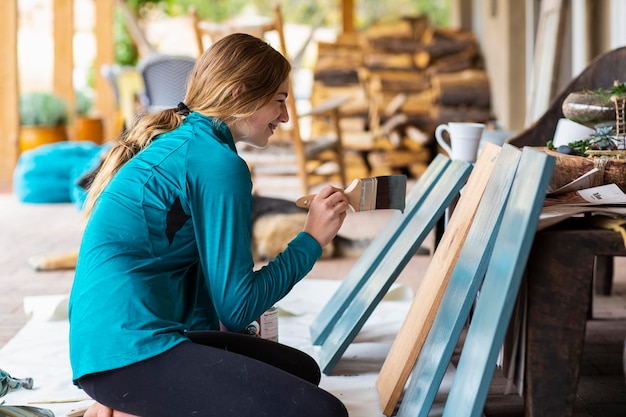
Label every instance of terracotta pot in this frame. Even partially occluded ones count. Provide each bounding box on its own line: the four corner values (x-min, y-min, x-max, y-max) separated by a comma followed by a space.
75, 116, 104, 144
19, 125, 68, 154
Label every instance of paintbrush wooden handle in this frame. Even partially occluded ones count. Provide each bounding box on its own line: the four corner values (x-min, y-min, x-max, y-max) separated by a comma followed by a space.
295, 179, 362, 210
296, 194, 316, 208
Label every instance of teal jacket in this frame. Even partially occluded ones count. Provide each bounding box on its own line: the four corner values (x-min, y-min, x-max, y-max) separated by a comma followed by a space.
68, 113, 322, 383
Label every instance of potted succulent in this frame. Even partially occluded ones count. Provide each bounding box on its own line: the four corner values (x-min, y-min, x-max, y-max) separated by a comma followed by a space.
18, 92, 69, 153
553, 81, 626, 156
546, 81, 626, 192
74, 89, 104, 144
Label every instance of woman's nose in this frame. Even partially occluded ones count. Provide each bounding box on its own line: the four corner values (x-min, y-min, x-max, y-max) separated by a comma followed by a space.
279, 105, 289, 123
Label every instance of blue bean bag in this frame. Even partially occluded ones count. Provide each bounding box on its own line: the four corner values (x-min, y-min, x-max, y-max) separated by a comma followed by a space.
13, 141, 107, 205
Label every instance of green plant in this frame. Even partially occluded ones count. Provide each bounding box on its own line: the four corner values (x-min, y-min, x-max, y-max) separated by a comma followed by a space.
75, 89, 94, 117
19, 92, 69, 127
581, 81, 626, 100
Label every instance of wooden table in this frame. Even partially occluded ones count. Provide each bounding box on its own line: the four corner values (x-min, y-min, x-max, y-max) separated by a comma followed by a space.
523, 217, 626, 417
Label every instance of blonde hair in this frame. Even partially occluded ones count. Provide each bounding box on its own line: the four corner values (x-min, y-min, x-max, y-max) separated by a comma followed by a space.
83, 33, 291, 217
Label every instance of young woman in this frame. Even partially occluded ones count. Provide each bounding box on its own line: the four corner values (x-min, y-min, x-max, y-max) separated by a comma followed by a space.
69, 33, 349, 417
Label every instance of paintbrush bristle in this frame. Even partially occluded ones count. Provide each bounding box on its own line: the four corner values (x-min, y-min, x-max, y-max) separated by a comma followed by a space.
374, 175, 407, 212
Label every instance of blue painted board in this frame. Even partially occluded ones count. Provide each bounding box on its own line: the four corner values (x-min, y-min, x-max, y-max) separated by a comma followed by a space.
440, 148, 554, 417
395, 144, 523, 417
317, 160, 473, 374
310, 155, 458, 346
376, 143, 502, 416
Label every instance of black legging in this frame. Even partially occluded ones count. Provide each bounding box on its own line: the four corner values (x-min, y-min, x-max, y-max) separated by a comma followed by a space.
78, 331, 348, 417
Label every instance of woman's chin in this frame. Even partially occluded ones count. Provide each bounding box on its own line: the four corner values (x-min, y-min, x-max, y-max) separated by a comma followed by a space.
248, 134, 273, 148
240, 139, 269, 149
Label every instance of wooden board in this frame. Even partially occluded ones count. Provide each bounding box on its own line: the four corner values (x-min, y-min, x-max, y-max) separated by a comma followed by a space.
310, 154, 454, 345
438, 148, 554, 417
525, 0, 566, 125
316, 158, 474, 374
375, 142, 502, 416
391, 144, 523, 417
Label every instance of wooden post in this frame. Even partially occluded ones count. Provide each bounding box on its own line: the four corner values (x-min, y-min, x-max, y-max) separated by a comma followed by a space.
94, 0, 117, 141
53, 0, 75, 120
0, 0, 19, 186
342, 0, 354, 34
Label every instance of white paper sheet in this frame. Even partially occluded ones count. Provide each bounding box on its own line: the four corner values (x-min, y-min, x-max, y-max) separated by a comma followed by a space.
1, 280, 442, 417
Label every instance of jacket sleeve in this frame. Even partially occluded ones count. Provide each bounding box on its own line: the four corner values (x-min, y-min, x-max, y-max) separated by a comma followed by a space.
186, 143, 322, 331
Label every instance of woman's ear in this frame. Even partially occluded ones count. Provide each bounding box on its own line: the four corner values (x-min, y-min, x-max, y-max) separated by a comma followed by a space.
231, 84, 244, 98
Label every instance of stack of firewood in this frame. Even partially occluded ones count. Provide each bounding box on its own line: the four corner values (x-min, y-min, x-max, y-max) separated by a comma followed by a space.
310, 16, 493, 177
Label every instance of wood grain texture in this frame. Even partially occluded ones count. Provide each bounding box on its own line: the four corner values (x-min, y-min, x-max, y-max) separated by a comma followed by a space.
375, 142, 502, 416
524, 223, 626, 417
440, 148, 554, 417
392, 144, 522, 417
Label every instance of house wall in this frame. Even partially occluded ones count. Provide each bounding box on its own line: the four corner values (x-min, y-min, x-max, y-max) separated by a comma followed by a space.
461, 0, 622, 132
461, 0, 528, 131
492, 0, 526, 131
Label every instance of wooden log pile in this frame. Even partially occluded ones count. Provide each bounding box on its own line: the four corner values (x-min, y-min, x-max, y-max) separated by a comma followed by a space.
310, 15, 494, 178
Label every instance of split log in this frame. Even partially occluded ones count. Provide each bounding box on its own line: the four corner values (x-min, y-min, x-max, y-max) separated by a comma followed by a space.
362, 70, 430, 93
400, 90, 433, 115
364, 20, 414, 42
401, 15, 431, 42
430, 105, 494, 125
381, 113, 410, 137
431, 69, 491, 108
314, 41, 363, 85
314, 70, 360, 86
367, 146, 430, 173
367, 36, 420, 53
425, 47, 479, 75
316, 41, 364, 67
414, 35, 478, 69
363, 51, 416, 71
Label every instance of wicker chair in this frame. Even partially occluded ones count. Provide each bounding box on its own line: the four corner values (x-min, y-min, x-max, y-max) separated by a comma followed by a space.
137, 54, 196, 113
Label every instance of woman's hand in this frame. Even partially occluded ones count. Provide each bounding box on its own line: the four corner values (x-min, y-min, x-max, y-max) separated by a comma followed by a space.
83, 401, 140, 417
302, 185, 349, 248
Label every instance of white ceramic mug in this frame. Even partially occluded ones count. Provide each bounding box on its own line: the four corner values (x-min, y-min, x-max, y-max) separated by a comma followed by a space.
435, 122, 486, 162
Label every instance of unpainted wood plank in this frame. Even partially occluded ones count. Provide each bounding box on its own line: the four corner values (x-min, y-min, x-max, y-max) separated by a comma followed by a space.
375, 142, 502, 416
394, 144, 522, 417
440, 148, 554, 417
317, 159, 473, 374
310, 154, 451, 345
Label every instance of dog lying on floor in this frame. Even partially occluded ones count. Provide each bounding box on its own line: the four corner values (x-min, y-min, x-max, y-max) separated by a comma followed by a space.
28, 194, 376, 271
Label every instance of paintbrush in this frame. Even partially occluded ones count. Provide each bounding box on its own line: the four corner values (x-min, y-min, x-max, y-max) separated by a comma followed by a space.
295, 175, 407, 212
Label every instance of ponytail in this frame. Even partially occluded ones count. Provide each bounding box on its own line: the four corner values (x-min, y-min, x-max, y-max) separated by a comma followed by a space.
82, 33, 290, 218
82, 108, 185, 218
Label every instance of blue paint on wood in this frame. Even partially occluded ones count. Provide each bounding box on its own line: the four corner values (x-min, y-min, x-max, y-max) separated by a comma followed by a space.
440, 148, 554, 417
317, 159, 473, 374
396, 144, 523, 417
310, 154, 457, 346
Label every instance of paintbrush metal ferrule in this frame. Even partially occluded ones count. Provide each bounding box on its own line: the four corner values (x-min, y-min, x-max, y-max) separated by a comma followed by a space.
359, 177, 378, 211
